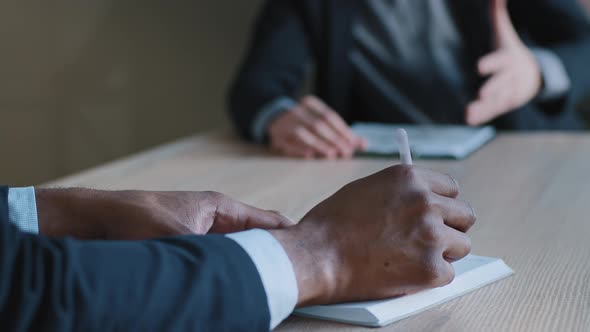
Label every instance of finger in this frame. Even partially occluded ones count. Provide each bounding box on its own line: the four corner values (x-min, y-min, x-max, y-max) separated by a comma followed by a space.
272, 136, 315, 159
209, 200, 295, 234
357, 136, 369, 150
296, 106, 355, 158
293, 126, 338, 159
466, 87, 513, 126
478, 72, 513, 100
301, 96, 364, 148
478, 51, 511, 76
442, 228, 472, 263
433, 194, 477, 233
465, 101, 497, 126
413, 167, 461, 198
490, 0, 520, 48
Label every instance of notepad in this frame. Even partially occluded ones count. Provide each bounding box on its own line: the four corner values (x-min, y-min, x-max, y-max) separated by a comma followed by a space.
295, 255, 514, 328
352, 123, 496, 159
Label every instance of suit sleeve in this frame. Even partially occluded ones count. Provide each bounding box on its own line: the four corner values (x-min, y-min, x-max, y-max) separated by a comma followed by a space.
228, 0, 313, 140
0, 187, 271, 332
511, 0, 590, 115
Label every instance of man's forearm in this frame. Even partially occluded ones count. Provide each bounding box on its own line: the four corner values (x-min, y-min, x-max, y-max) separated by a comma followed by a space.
35, 188, 184, 240
36, 188, 117, 238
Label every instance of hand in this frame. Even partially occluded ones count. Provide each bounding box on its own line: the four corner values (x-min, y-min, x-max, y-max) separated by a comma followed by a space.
37, 189, 294, 240
466, 0, 542, 126
270, 166, 476, 306
269, 95, 367, 159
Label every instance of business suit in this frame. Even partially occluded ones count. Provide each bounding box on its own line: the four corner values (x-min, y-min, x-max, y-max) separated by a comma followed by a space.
0, 186, 270, 331
229, 0, 590, 141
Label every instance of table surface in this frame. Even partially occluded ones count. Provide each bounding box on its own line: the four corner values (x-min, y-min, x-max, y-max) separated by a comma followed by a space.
48, 132, 590, 332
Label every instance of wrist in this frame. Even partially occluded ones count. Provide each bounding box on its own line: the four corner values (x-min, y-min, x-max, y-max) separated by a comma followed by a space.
269, 221, 340, 307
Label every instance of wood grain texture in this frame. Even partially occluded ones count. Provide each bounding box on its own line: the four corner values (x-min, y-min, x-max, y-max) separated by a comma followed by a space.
47, 131, 590, 332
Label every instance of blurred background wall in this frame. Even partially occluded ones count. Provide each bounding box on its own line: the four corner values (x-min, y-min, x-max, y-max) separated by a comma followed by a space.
0, 1, 589, 185
0, 0, 264, 185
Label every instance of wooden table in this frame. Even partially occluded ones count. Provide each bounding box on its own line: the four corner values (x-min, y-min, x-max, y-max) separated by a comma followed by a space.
49, 132, 590, 332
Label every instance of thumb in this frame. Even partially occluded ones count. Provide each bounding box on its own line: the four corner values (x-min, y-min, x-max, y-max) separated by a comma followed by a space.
490, 0, 520, 48
208, 200, 295, 234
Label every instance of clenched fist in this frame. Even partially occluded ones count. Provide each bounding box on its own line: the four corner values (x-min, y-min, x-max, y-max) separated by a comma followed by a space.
270, 165, 476, 306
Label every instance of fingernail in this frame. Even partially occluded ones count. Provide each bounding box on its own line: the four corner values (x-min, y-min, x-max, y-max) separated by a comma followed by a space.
467, 202, 478, 220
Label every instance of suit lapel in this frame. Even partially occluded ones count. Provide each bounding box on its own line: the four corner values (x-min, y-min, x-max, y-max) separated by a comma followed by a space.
448, 0, 494, 58
447, 0, 494, 92
324, 0, 360, 118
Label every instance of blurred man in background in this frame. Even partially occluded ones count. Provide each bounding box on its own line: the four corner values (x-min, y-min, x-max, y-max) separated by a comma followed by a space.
229, 0, 590, 159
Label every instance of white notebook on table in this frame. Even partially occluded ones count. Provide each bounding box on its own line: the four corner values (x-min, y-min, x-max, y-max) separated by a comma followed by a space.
295, 255, 514, 328
352, 123, 496, 160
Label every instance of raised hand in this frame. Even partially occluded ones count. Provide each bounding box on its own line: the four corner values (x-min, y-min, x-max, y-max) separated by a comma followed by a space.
466, 0, 542, 126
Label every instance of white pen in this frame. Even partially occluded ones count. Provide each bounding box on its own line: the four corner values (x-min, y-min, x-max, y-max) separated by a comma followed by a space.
395, 128, 413, 165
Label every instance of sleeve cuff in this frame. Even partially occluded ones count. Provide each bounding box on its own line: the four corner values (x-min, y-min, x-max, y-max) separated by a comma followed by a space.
532, 48, 572, 101
8, 187, 39, 234
251, 97, 297, 143
226, 229, 298, 330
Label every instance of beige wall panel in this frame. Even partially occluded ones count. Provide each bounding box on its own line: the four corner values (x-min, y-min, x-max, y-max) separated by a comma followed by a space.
0, 1, 264, 185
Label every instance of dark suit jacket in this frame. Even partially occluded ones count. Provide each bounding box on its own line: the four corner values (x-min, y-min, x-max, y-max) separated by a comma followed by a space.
229, 0, 590, 141
0, 186, 270, 331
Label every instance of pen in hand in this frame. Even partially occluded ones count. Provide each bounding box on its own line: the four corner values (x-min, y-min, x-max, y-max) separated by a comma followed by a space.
395, 129, 413, 166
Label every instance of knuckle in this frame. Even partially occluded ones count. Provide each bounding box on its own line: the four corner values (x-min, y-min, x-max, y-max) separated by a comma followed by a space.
405, 166, 421, 183
391, 164, 418, 182
410, 191, 436, 214
419, 221, 442, 244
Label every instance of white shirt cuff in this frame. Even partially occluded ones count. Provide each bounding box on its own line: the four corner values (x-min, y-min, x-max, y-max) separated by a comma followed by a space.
251, 97, 297, 143
226, 229, 298, 330
532, 48, 571, 101
8, 187, 39, 234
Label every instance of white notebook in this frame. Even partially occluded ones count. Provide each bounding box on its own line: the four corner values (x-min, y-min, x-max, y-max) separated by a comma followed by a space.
295, 255, 514, 328
352, 123, 496, 159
